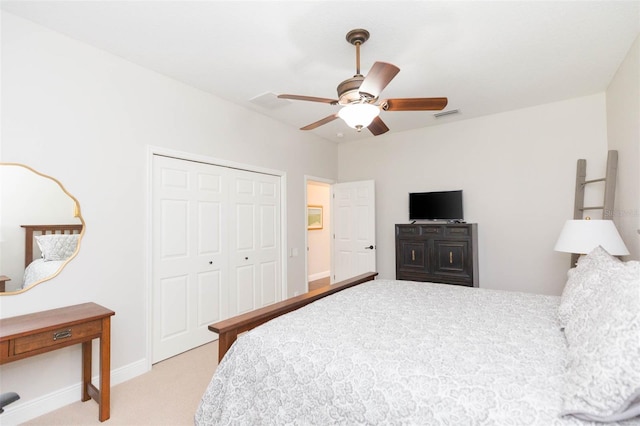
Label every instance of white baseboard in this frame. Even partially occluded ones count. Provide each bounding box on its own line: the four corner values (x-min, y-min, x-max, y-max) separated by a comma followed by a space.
308, 270, 330, 282
1, 358, 149, 425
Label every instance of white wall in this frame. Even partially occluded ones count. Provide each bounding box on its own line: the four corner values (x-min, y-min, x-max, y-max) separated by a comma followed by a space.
306, 181, 331, 281
606, 34, 640, 260
0, 12, 337, 423
339, 94, 609, 296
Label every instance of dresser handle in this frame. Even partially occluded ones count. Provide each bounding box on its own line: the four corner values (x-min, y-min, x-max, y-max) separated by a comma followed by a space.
411, 250, 415, 261
53, 329, 72, 340
449, 251, 453, 264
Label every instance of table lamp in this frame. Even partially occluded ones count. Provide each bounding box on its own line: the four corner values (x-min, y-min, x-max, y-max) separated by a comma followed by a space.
554, 219, 629, 256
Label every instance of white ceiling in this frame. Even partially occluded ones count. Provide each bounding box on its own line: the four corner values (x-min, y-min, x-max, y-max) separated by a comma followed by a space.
2, 1, 639, 143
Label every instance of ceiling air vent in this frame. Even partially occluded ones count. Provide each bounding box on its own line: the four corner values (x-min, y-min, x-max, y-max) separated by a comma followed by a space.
434, 109, 460, 118
249, 92, 290, 109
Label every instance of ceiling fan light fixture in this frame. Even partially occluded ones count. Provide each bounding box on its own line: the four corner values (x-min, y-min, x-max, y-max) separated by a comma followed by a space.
279, 29, 447, 136
338, 103, 380, 131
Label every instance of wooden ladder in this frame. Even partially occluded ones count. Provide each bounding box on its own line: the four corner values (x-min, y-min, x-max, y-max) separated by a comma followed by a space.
571, 149, 618, 265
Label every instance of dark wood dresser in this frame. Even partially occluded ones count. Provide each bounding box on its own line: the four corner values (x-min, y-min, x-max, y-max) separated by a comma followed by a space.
395, 223, 478, 287
0, 302, 115, 421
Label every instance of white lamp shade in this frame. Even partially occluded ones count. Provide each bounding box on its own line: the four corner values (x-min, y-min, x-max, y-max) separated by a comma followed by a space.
338, 103, 380, 129
554, 219, 629, 255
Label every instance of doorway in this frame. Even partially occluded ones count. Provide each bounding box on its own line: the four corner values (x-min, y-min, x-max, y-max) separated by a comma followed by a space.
304, 178, 377, 291
306, 179, 332, 291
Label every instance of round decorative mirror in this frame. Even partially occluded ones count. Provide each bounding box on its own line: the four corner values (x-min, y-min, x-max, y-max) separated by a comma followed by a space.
0, 163, 84, 294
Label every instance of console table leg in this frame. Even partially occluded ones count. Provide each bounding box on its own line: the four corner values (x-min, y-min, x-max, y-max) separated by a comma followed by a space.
99, 317, 111, 422
82, 341, 91, 402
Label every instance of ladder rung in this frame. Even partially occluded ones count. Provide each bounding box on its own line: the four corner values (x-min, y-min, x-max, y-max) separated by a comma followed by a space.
579, 206, 604, 211
583, 177, 606, 184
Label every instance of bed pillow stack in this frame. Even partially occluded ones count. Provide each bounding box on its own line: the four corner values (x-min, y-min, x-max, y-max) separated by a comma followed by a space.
559, 246, 640, 422
557, 246, 622, 330
35, 234, 80, 262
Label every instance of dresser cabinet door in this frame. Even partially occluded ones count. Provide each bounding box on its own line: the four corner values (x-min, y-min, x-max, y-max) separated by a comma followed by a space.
397, 240, 427, 272
433, 240, 472, 282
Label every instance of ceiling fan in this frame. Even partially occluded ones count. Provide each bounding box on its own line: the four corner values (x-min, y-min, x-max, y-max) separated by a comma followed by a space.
278, 29, 448, 136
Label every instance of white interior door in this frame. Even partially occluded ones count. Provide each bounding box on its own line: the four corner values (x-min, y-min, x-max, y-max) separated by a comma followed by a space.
228, 169, 281, 316
332, 180, 376, 282
152, 155, 228, 363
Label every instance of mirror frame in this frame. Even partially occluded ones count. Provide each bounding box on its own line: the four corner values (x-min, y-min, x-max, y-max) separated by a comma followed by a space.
0, 162, 85, 295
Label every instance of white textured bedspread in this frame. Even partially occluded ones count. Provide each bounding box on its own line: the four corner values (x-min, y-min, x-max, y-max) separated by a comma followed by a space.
22, 259, 63, 288
195, 279, 640, 425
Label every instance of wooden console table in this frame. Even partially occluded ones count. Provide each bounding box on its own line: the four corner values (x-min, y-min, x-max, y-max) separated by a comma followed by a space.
0, 303, 115, 421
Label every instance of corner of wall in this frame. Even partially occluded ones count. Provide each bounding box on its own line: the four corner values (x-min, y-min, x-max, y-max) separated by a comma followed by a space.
606, 33, 640, 259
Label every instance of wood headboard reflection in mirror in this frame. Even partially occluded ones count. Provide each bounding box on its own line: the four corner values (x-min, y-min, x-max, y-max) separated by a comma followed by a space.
0, 163, 84, 295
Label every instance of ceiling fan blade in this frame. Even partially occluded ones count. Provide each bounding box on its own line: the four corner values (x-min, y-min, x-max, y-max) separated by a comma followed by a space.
300, 114, 339, 131
359, 62, 400, 99
368, 116, 389, 136
383, 97, 448, 111
278, 94, 338, 105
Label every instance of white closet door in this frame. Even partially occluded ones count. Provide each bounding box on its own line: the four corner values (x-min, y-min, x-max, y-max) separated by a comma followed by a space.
152, 155, 282, 363
228, 169, 281, 316
333, 180, 376, 282
152, 155, 229, 363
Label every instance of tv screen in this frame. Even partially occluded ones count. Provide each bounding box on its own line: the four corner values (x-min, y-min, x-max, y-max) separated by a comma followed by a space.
409, 190, 463, 221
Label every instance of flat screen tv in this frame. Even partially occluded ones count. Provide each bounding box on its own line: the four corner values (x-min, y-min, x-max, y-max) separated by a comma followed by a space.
409, 190, 463, 221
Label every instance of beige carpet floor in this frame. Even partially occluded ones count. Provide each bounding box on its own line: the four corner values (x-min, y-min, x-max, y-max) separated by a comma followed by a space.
23, 342, 218, 425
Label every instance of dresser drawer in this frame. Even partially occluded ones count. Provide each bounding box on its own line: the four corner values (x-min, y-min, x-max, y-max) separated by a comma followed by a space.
397, 225, 420, 236
420, 225, 442, 235
444, 226, 470, 237
13, 320, 103, 356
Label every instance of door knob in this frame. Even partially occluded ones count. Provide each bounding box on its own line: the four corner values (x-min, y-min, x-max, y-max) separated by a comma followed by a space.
365, 245, 374, 250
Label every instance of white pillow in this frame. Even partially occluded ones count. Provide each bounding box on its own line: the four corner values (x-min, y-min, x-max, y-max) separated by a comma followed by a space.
561, 260, 640, 422
35, 234, 80, 262
557, 246, 622, 330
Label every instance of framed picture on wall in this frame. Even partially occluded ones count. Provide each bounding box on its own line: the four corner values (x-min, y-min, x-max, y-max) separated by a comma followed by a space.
307, 206, 323, 230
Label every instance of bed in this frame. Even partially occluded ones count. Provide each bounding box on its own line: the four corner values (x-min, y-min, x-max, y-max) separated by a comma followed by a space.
195, 247, 640, 425
21, 224, 83, 289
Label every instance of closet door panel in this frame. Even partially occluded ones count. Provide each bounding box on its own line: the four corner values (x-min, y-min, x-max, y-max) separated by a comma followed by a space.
260, 261, 277, 306
160, 275, 188, 338
153, 156, 229, 363
235, 203, 256, 250
160, 200, 189, 258
228, 170, 281, 316
255, 174, 281, 310
234, 264, 255, 315
197, 201, 222, 254
197, 270, 222, 326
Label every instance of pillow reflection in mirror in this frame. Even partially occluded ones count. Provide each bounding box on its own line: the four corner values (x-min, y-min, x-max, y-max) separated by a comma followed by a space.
35, 234, 80, 261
